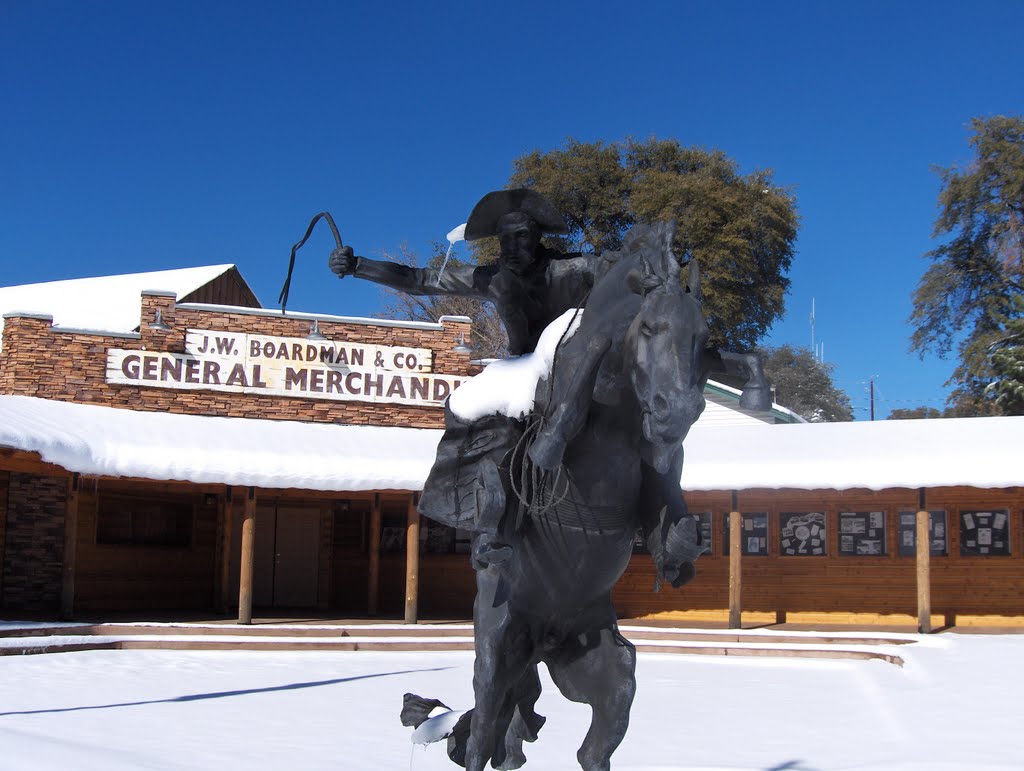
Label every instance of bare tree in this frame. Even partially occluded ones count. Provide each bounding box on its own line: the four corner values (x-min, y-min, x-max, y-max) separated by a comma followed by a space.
376, 243, 509, 359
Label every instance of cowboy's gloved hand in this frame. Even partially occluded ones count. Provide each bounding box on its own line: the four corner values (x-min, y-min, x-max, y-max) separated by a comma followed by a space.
329, 245, 357, 278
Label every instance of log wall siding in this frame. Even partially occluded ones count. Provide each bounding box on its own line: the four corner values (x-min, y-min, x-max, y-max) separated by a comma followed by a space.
1, 473, 66, 609
71, 479, 221, 611
178, 268, 260, 308
613, 486, 1024, 621
0, 293, 473, 429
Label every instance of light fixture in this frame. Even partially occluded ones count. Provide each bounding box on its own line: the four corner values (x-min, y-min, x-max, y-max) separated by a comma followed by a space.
148, 309, 171, 331
307, 319, 326, 340
453, 333, 471, 354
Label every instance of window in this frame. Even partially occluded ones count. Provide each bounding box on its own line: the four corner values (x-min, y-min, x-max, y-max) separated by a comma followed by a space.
693, 512, 713, 556
96, 495, 193, 547
960, 509, 1010, 556
333, 499, 370, 552
633, 512, 712, 556
380, 499, 408, 553
424, 519, 456, 554
779, 512, 827, 556
838, 511, 887, 556
897, 510, 947, 557
723, 512, 769, 556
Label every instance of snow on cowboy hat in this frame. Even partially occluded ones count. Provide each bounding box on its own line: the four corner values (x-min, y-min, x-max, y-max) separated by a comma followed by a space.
463, 189, 570, 241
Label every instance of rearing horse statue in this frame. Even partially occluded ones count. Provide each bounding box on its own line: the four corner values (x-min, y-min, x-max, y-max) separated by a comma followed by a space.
434, 221, 716, 770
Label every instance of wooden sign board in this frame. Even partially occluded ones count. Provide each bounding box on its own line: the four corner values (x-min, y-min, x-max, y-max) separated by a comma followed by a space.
106, 329, 464, 407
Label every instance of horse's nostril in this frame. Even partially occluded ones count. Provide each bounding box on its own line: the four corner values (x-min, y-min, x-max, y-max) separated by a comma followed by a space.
653, 395, 669, 415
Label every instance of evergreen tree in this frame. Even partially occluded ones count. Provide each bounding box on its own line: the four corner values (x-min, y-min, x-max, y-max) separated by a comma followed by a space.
910, 115, 1024, 415
503, 137, 799, 350
756, 344, 853, 422
986, 295, 1024, 415
887, 407, 945, 420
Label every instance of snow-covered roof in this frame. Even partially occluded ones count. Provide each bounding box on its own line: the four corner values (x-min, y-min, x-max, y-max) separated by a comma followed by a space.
701, 380, 806, 426
0, 395, 441, 491
680, 415, 1024, 491
1, 395, 1021, 492
0, 265, 239, 339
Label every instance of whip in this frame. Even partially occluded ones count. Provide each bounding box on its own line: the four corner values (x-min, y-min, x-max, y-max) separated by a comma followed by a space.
278, 211, 343, 314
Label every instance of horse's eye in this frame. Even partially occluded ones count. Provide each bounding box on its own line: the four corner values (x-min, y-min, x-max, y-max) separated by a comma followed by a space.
640, 321, 653, 337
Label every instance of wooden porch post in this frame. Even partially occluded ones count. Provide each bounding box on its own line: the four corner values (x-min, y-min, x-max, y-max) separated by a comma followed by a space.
218, 487, 234, 614
368, 493, 382, 616
60, 473, 80, 620
916, 488, 932, 634
404, 493, 421, 624
728, 491, 742, 629
238, 486, 257, 625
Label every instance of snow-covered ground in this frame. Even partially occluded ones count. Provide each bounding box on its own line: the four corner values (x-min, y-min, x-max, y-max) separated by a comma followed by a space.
1, 629, 1022, 770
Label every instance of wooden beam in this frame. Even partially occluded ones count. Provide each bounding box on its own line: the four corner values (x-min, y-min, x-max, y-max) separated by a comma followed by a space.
218, 487, 234, 614
0, 448, 70, 477
404, 493, 421, 624
368, 493, 382, 616
238, 486, 257, 624
728, 491, 742, 629
60, 473, 80, 620
916, 488, 932, 634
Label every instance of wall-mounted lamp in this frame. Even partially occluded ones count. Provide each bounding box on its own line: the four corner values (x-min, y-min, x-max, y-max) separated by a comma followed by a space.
307, 319, 327, 340
148, 309, 171, 331
453, 333, 471, 354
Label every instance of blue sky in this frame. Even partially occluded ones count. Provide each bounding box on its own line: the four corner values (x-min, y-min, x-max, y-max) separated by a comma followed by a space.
3, 1, 1022, 419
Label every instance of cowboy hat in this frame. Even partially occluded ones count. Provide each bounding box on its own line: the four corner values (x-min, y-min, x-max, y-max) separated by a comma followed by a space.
464, 189, 570, 241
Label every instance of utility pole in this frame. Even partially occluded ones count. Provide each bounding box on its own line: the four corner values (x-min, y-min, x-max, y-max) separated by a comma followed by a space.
810, 298, 815, 359
870, 378, 875, 421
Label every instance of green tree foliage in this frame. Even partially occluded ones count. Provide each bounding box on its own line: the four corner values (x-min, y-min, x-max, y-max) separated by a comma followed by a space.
910, 115, 1024, 415
756, 344, 853, 422
887, 406, 945, 420
503, 137, 799, 350
986, 295, 1024, 415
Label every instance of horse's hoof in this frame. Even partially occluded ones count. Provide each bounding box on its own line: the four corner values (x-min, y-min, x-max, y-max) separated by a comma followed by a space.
472, 541, 513, 570
480, 545, 513, 566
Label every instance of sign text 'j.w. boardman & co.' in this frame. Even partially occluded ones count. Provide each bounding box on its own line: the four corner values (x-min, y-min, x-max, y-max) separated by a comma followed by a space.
106, 330, 465, 407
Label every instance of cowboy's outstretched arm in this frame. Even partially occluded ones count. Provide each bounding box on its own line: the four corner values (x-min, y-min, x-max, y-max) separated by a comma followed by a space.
703, 348, 772, 411
329, 245, 483, 296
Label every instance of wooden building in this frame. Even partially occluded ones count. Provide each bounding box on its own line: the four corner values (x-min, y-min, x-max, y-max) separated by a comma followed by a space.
1, 266, 1022, 628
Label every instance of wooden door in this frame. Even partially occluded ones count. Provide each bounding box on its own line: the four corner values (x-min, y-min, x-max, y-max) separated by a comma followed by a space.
272, 506, 320, 607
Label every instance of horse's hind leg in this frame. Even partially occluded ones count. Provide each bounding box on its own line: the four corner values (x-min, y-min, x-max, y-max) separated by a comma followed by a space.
500, 664, 546, 770
465, 570, 533, 771
546, 624, 637, 771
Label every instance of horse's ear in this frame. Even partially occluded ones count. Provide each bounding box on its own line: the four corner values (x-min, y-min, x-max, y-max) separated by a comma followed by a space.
657, 220, 681, 283
685, 258, 702, 302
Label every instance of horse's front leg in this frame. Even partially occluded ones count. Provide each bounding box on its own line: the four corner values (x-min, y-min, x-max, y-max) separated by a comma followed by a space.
640, 450, 702, 588
529, 333, 613, 471
465, 567, 533, 771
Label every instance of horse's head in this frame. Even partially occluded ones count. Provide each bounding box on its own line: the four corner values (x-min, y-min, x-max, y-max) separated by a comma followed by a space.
622, 221, 709, 474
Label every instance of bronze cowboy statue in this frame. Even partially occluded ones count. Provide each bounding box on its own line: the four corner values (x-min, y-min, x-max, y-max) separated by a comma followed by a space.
329, 190, 771, 770
329, 189, 621, 567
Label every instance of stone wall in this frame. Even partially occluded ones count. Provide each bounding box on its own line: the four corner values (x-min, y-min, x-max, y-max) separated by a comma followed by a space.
1, 473, 66, 610
0, 292, 475, 429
